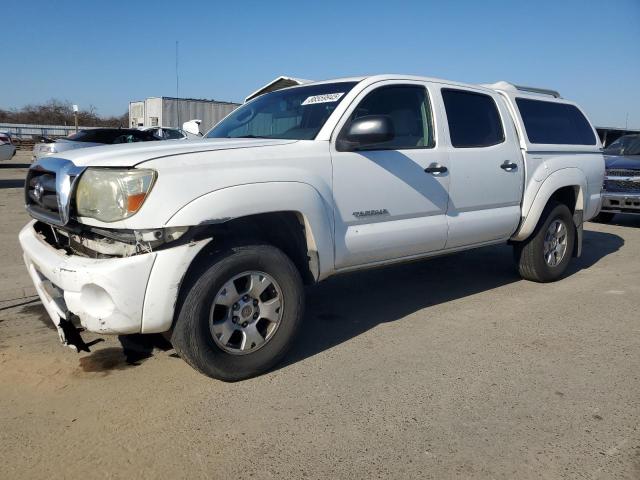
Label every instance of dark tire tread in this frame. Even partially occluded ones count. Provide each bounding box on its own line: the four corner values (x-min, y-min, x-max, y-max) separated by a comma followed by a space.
171, 244, 304, 381
514, 201, 575, 283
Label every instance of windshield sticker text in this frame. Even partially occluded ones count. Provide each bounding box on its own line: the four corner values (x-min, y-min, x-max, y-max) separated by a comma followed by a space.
301, 93, 345, 105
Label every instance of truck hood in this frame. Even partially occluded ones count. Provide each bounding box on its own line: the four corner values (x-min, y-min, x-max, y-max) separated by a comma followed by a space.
605, 154, 640, 171
57, 138, 298, 167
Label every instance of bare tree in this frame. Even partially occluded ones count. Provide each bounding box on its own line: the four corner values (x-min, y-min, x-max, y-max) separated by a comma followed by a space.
0, 99, 128, 127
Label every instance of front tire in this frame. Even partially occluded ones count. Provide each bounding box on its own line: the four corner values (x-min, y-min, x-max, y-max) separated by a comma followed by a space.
171, 244, 304, 381
514, 201, 575, 283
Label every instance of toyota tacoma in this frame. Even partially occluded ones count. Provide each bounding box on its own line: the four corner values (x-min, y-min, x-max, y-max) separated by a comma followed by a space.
19, 75, 605, 380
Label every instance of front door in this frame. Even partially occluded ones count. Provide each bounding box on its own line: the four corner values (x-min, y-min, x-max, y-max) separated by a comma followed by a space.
331, 82, 450, 269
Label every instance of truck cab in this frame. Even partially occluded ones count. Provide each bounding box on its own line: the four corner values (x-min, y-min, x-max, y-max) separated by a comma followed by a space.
19, 75, 604, 380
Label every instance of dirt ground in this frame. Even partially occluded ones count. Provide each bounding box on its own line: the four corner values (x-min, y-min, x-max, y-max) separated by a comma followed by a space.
1, 151, 639, 479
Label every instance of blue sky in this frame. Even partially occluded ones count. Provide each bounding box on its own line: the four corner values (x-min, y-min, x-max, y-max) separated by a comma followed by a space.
2, 0, 639, 128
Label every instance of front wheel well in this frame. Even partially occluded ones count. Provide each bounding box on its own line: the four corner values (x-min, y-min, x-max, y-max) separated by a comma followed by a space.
170, 211, 317, 333
183, 211, 316, 288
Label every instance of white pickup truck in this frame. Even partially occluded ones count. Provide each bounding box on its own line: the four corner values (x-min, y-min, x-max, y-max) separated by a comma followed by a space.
19, 75, 604, 380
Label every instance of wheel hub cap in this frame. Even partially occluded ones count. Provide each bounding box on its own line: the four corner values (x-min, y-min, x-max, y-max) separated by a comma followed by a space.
543, 219, 568, 267
209, 271, 283, 355
240, 305, 253, 319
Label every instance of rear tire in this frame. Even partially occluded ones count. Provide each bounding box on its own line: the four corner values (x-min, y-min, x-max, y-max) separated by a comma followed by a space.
591, 212, 615, 223
171, 244, 304, 381
514, 201, 575, 283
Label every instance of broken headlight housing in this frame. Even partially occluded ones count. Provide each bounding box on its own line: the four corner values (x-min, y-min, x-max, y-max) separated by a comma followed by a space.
75, 168, 156, 223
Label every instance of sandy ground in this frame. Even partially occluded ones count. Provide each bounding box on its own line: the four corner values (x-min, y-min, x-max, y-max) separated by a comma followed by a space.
1, 151, 639, 479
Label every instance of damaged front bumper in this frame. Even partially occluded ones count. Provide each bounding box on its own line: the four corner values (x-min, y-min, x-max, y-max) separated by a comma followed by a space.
20, 220, 156, 349
19, 220, 210, 351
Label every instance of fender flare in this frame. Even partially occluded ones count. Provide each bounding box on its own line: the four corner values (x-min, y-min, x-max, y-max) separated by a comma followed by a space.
512, 168, 586, 242
164, 181, 335, 280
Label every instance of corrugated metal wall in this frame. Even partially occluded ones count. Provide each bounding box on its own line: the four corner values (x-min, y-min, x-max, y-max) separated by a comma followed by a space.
161, 98, 239, 133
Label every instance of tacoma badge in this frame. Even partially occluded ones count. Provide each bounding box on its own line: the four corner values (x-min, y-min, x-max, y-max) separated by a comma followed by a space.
353, 209, 390, 218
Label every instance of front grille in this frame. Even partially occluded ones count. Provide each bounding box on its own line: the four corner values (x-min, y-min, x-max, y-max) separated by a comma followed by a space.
605, 169, 640, 194
25, 168, 62, 223
24, 158, 85, 226
605, 179, 640, 193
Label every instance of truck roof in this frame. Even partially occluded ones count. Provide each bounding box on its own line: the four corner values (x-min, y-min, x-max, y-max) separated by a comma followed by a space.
283, 75, 564, 102
301, 74, 599, 151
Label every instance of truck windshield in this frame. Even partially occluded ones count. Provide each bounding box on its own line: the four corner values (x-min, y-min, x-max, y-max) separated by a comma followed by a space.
206, 82, 358, 140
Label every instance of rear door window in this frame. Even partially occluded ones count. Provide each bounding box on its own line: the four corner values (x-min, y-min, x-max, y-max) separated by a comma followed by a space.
515, 98, 596, 145
442, 89, 505, 148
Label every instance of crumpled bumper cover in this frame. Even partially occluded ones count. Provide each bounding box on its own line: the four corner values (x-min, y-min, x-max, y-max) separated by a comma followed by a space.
19, 220, 156, 347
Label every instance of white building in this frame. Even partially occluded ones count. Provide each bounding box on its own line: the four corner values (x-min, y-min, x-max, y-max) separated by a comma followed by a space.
129, 97, 239, 133
129, 77, 311, 135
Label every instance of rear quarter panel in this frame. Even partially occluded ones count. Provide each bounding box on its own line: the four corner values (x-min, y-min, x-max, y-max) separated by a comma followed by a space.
512, 152, 604, 241
495, 91, 605, 239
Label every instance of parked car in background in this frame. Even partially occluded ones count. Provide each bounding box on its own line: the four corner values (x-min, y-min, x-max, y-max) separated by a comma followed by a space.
32, 128, 159, 161
593, 134, 640, 222
0, 131, 17, 161
140, 126, 197, 140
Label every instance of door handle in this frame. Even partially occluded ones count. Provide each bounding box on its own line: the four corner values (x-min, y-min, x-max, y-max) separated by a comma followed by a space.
425, 163, 448, 174
500, 161, 518, 171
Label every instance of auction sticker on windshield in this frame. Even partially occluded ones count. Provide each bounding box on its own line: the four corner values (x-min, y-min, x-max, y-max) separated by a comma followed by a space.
301, 93, 345, 105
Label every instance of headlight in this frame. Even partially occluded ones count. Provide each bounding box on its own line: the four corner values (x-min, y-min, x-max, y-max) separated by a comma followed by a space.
75, 168, 156, 222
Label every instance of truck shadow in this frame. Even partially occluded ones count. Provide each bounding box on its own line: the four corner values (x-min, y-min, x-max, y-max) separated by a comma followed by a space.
597, 214, 640, 228
77, 334, 172, 374
280, 229, 624, 370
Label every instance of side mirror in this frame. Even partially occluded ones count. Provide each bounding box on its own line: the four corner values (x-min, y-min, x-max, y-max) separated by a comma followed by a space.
337, 115, 395, 151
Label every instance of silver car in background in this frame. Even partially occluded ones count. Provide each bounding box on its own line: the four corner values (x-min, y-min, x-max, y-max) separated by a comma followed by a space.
0, 131, 17, 161
32, 128, 159, 160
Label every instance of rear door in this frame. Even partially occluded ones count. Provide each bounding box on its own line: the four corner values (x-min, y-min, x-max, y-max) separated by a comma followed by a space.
439, 87, 523, 248
331, 81, 450, 268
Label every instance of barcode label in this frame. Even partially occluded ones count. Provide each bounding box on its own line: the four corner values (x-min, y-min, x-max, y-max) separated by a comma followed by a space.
301, 93, 345, 105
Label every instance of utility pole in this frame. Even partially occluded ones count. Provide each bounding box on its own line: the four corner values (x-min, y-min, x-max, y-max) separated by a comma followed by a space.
176, 40, 179, 99
176, 40, 180, 128
73, 104, 79, 133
